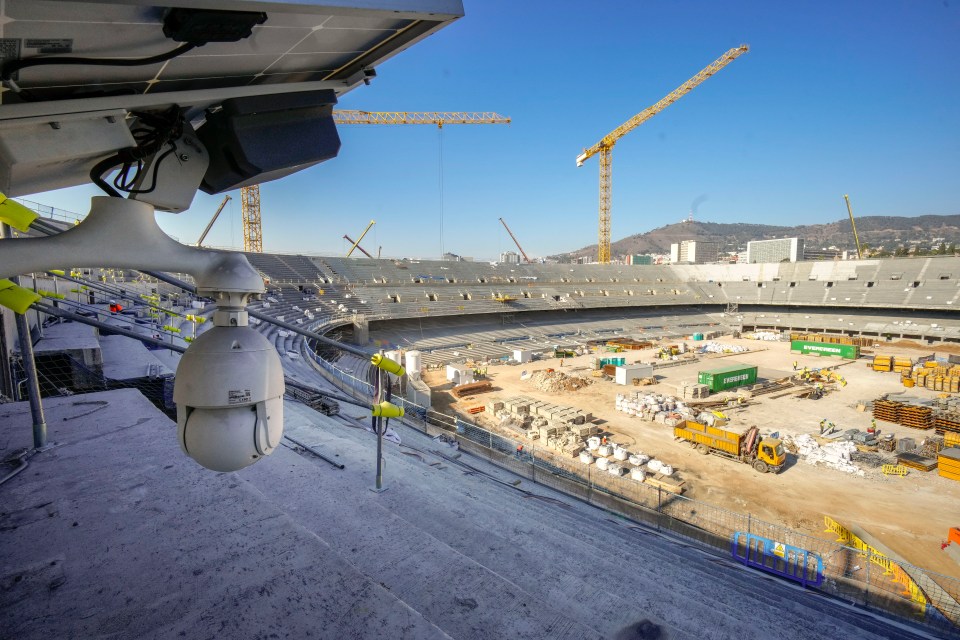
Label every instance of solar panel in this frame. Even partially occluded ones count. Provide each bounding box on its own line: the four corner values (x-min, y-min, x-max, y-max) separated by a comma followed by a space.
0, 0, 463, 196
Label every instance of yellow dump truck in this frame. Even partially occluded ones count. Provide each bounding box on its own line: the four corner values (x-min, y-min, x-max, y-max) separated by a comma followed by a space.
674, 421, 785, 473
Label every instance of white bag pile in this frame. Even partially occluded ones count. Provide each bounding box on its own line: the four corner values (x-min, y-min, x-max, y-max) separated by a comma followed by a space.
613, 445, 630, 461
615, 393, 689, 419
579, 451, 595, 465
630, 467, 646, 482
628, 453, 650, 466
607, 464, 626, 476
596, 457, 610, 471
597, 444, 613, 457
586, 436, 601, 451
786, 434, 863, 475
697, 342, 748, 354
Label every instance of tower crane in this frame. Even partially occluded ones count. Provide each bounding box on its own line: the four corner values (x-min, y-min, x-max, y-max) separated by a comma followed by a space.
240, 112, 510, 253
843, 194, 864, 259
577, 45, 749, 264
499, 217, 532, 263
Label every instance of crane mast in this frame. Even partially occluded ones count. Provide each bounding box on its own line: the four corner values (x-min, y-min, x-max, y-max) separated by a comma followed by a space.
577, 45, 749, 263
843, 194, 864, 259
240, 185, 262, 253
499, 217, 532, 263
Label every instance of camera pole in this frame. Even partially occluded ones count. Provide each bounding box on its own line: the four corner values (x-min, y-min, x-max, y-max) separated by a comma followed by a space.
371, 350, 387, 493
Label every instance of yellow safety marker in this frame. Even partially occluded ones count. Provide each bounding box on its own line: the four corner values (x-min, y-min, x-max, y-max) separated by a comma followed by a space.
49, 269, 65, 276
371, 353, 406, 377
0, 192, 39, 232
371, 401, 404, 418
0, 279, 41, 314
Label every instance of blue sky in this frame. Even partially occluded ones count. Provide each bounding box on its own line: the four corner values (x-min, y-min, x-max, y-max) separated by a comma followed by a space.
32, 0, 960, 260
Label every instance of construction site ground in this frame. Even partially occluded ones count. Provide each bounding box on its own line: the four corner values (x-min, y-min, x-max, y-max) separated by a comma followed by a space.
422, 335, 960, 580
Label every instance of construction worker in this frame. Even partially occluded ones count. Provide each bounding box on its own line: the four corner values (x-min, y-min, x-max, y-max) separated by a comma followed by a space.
560, 358, 564, 367
515, 444, 524, 460
793, 361, 798, 371
870, 418, 877, 433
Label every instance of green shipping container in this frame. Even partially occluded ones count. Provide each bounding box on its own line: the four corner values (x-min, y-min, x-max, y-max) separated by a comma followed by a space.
697, 365, 758, 392
790, 341, 860, 359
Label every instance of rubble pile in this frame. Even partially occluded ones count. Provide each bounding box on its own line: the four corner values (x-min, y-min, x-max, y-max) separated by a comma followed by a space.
785, 434, 864, 475
531, 370, 593, 393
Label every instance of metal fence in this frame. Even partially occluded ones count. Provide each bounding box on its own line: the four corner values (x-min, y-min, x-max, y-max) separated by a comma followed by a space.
307, 348, 960, 639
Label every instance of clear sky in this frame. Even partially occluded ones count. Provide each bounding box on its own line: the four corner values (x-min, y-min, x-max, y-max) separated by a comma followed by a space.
31, 0, 960, 261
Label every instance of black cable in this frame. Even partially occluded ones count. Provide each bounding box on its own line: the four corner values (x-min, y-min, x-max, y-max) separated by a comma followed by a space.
88, 106, 184, 198
1, 43, 197, 83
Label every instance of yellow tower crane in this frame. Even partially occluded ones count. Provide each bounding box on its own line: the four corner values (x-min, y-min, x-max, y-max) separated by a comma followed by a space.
577, 45, 749, 264
239, 111, 510, 253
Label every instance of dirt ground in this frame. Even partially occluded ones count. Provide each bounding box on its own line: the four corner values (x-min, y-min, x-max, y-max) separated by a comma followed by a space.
423, 337, 960, 579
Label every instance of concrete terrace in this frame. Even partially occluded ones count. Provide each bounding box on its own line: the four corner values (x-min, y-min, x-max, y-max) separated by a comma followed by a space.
0, 389, 935, 640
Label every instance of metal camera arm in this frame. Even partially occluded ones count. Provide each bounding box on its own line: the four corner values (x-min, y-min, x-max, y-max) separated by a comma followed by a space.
0, 196, 264, 304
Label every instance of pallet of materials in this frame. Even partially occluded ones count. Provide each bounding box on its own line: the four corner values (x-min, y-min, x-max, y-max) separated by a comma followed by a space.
644, 473, 685, 494
896, 452, 938, 472
939, 448, 960, 482
936, 414, 960, 436
451, 380, 493, 398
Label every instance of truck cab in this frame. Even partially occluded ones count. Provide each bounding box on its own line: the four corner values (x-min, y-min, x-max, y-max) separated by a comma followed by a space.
756, 438, 786, 472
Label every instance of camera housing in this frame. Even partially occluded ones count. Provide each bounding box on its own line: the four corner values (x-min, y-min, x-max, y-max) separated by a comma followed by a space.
174, 309, 284, 472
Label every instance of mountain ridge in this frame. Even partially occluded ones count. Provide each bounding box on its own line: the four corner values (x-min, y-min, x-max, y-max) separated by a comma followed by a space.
557, 214, 960, 259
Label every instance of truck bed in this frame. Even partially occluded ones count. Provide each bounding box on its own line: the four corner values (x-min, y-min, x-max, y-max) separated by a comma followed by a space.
674, 420, 742, 457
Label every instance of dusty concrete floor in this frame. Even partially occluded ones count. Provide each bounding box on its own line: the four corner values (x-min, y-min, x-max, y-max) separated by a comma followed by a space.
424, 336, 960, 580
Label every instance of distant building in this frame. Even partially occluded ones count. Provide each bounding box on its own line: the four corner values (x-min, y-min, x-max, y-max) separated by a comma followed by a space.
626, 254, 653, 265
499, 251, 520, 264
669, 241, 719, 264
746, 238, 804, 263
804, 248, 847, 261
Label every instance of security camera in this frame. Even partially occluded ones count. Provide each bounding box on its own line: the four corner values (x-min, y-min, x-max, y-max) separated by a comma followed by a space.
174, 307, 284, 472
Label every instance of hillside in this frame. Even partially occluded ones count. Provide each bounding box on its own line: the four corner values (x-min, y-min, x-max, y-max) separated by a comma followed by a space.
558, 215, 960, 259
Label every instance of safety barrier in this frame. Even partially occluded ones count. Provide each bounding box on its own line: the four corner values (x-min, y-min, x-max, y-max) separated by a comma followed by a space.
824, 516, 928, 614
882, 464, 909, 476
731, 532, 823, 587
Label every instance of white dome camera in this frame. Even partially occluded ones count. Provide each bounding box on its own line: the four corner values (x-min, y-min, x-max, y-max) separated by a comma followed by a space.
174, 309, 284, 472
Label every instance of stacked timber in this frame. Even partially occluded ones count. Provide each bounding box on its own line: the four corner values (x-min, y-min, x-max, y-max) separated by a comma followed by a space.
872, 398, 934, 430
873, 399, 900, 424
900, 405, 934, 430
937, 448, 960, 482
789, 332, 874, 348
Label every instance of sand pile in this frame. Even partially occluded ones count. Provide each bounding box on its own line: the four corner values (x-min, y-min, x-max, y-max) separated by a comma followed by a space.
531, 370, 592, 393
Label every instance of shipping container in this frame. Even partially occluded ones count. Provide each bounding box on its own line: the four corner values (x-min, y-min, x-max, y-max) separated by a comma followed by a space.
697, 364, 758, 392
790, 340, 860, 359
